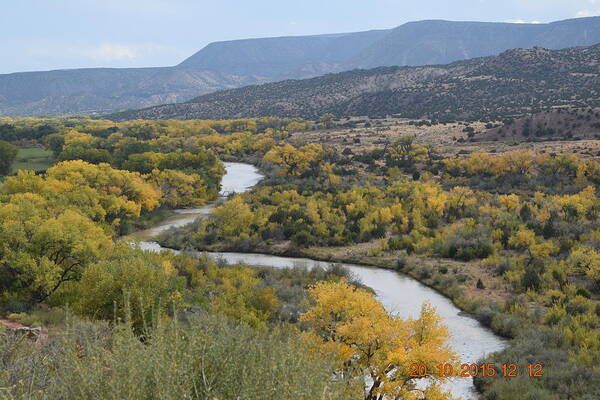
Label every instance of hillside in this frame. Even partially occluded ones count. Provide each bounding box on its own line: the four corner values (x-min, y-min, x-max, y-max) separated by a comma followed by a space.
0, 68, 263, 116
2, 17, 600, 117
350, 17, 600, 68
180, 17, 600, 76
477, 107, 600, 141
177, 30, 390, 79
112, 44, 600, 121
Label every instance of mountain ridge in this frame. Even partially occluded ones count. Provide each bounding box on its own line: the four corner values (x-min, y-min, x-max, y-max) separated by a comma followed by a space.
2, 16, 600, 116
110, 44, 600, 121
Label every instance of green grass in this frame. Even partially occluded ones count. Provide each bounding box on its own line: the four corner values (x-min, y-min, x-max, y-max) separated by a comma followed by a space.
11, 148, 54, 173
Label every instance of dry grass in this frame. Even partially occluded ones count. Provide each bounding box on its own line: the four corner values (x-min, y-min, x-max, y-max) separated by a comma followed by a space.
290, 117, 600, 161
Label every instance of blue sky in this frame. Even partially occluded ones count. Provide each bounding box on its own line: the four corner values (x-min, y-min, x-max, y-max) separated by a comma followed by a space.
1, 0, 599, 74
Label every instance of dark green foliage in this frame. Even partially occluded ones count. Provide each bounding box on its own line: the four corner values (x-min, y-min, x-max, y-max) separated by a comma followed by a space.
291, 230, 316, 247
522, 264, 542, 291
113, 139, 155, 167
0, 123, 58, 142
0, 141, 18, 175
43, 134, 65, 157
433, 227, 495, 261
58, 146, 113, 164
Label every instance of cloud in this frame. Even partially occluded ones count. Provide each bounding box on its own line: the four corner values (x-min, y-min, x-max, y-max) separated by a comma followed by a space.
504, 19, 543, 24
576, 9, 600, 17
13, 39, 193, 72
27, 42, 139, 62
85, 43, 137, 61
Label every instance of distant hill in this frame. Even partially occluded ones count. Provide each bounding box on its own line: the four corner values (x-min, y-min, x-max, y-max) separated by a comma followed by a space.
111, 44, 600, 122
2, 16, 600, 117
177, 30, 390, 79
179, 17, 600, 77
0, 68, 264, 116
477, 108, 600, 141
349, 17, 600, 69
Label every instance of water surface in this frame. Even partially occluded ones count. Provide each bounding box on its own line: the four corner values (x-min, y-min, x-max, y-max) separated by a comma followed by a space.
134, 162, 506, 399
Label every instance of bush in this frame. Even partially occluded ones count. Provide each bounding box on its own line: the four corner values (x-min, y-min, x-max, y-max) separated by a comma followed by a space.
475, 326, 600, 400
474, 304, 500, 327
395, 252, 414, 272
0, 314, 351, 400
290, 230, 316, 247
490, 313, 522, 338
434, 227, 494, 261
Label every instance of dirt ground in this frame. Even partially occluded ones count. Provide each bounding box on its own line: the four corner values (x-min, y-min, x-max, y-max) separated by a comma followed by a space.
0, 317, 49, 344
290, 117, 600, 161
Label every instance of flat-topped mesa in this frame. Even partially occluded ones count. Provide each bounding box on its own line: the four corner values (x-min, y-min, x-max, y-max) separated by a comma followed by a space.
2, 16, 600, 117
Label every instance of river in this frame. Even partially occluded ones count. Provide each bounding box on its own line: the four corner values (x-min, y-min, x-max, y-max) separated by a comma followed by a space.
130, 162, 506, 400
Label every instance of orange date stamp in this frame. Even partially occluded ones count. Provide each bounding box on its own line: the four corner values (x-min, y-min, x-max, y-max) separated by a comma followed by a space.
408, 363, 543, 378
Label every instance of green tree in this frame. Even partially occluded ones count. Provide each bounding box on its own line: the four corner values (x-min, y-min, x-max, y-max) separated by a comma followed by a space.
0, 141, 18, 175
74, 245, 183, 330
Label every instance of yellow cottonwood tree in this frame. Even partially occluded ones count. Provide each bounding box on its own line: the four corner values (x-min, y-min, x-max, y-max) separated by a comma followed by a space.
300, 280, 457, 400
150, 168, 210, 207
210, 196, 257, 240
569, 246, 600, 284
263, 143, 324, 177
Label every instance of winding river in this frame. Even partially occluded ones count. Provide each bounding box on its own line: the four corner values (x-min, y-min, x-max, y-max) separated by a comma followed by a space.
129, 162, 506, 400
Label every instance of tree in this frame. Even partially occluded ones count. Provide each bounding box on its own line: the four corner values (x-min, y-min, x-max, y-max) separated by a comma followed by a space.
209, 195, 257, 240
2, 161, 162, 228
150, 168, 212, 207
423, 144, 441, 167
300, 280, 456, 400
319, 113, 336, 129
569, 246, 600, 287
385, 137, 426, 171
0, 203, 112, 306
44, 161, 161, 224
43, 133, 65, 157
508, 226, 557, 267
263, 143, 325, 177
74, 245, 183, 330
0, 141, 18, 175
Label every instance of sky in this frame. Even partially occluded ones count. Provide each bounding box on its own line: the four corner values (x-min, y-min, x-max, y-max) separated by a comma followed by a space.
1, 0, 600, 74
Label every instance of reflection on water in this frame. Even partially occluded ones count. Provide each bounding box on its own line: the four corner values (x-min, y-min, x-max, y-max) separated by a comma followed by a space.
132, 162, 506, 400
220, 162, 263, 195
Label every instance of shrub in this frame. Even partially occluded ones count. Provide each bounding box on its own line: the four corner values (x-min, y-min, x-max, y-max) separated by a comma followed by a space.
434, 227, 494, 261
0, 314, 351, 400
290, 230, 316, 247
490, 313, 522, 338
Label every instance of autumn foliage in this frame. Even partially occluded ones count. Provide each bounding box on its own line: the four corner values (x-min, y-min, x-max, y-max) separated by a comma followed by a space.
301, 280, 457, 400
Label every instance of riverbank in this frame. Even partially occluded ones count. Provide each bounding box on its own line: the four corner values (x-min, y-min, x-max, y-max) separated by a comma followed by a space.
152, 160, 517, 337
135, 161, 509, 399
157, 236, 519, 339
151, 244, 508, 399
